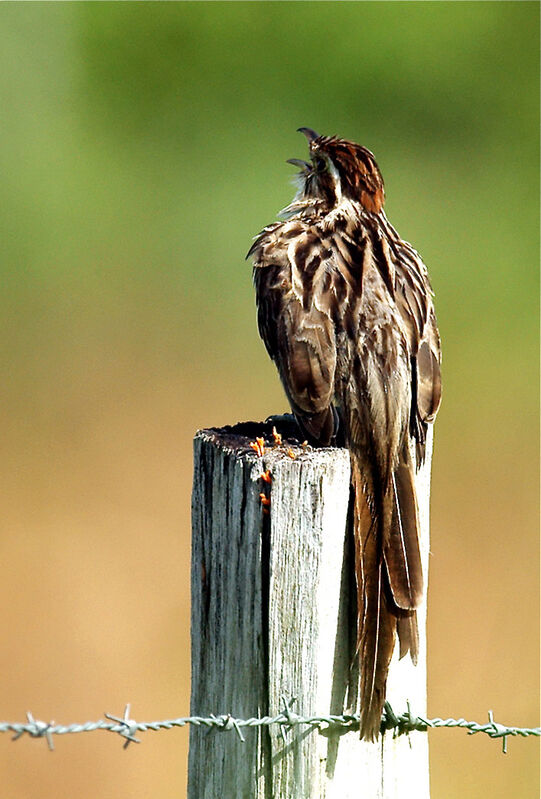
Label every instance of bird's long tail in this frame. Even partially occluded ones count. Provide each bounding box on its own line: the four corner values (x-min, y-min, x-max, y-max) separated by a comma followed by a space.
352, 442, 423, 741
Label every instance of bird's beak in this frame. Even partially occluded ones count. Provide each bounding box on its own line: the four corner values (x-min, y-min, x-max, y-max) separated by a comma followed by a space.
297, 127, 319, 142
286, 158, 312, 171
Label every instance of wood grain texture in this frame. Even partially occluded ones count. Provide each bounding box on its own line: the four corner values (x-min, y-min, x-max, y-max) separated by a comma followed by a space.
189, 421, 432, 798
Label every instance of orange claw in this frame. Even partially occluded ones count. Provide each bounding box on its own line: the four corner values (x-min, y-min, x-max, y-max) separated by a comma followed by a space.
260, 470, 272, 484
286, 448, 297, 459
249, 437, 266, 457
271, 427, 282, 446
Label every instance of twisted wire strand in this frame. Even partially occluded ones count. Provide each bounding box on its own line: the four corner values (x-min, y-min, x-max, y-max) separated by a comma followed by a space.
1, 702, 538, 752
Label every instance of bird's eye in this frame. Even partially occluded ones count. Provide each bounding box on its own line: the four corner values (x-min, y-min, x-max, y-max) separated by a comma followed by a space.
314, 156, 326, 172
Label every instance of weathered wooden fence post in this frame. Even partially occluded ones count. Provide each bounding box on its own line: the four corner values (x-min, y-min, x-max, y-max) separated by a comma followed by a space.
188, 420, 432, 798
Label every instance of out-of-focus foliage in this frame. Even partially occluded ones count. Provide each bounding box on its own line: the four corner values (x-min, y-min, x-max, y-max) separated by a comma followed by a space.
0, 4, 538, 799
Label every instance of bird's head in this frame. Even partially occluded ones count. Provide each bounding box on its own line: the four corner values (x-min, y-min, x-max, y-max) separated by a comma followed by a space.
288, 127, 385, 214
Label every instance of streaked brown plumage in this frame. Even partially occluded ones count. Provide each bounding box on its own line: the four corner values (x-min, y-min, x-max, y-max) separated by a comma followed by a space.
248, 128, 441, 741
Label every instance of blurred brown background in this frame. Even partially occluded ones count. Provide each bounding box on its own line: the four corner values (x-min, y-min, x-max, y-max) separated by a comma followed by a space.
0, 3, 538, 798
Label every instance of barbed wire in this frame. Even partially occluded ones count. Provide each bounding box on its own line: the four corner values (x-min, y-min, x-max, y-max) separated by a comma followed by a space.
1, 699, 538, 753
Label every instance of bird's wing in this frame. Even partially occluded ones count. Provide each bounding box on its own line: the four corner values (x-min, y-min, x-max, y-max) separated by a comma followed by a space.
392, 239, 442, 462
251, 222, 337, 444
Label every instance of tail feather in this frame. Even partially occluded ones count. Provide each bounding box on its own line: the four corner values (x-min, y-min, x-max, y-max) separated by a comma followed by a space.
352, 459, 396, 741
397, 610, 419, 664
352, 444, 423, 741
384, 444, 423, 611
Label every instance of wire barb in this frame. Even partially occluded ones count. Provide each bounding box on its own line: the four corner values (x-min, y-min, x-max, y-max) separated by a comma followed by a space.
104, 704, 141, 748
212, 714, 246, 743
279, 694, 299, 741
11, 712, 56, 751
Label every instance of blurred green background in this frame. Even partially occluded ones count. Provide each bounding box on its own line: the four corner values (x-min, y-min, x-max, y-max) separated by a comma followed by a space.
0, 3, 538, 797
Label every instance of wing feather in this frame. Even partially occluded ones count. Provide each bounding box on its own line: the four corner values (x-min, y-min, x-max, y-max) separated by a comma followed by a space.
251, 221, 338, 445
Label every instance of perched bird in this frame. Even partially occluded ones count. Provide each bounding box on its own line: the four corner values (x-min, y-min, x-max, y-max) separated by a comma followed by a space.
248, 128, 441, 740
